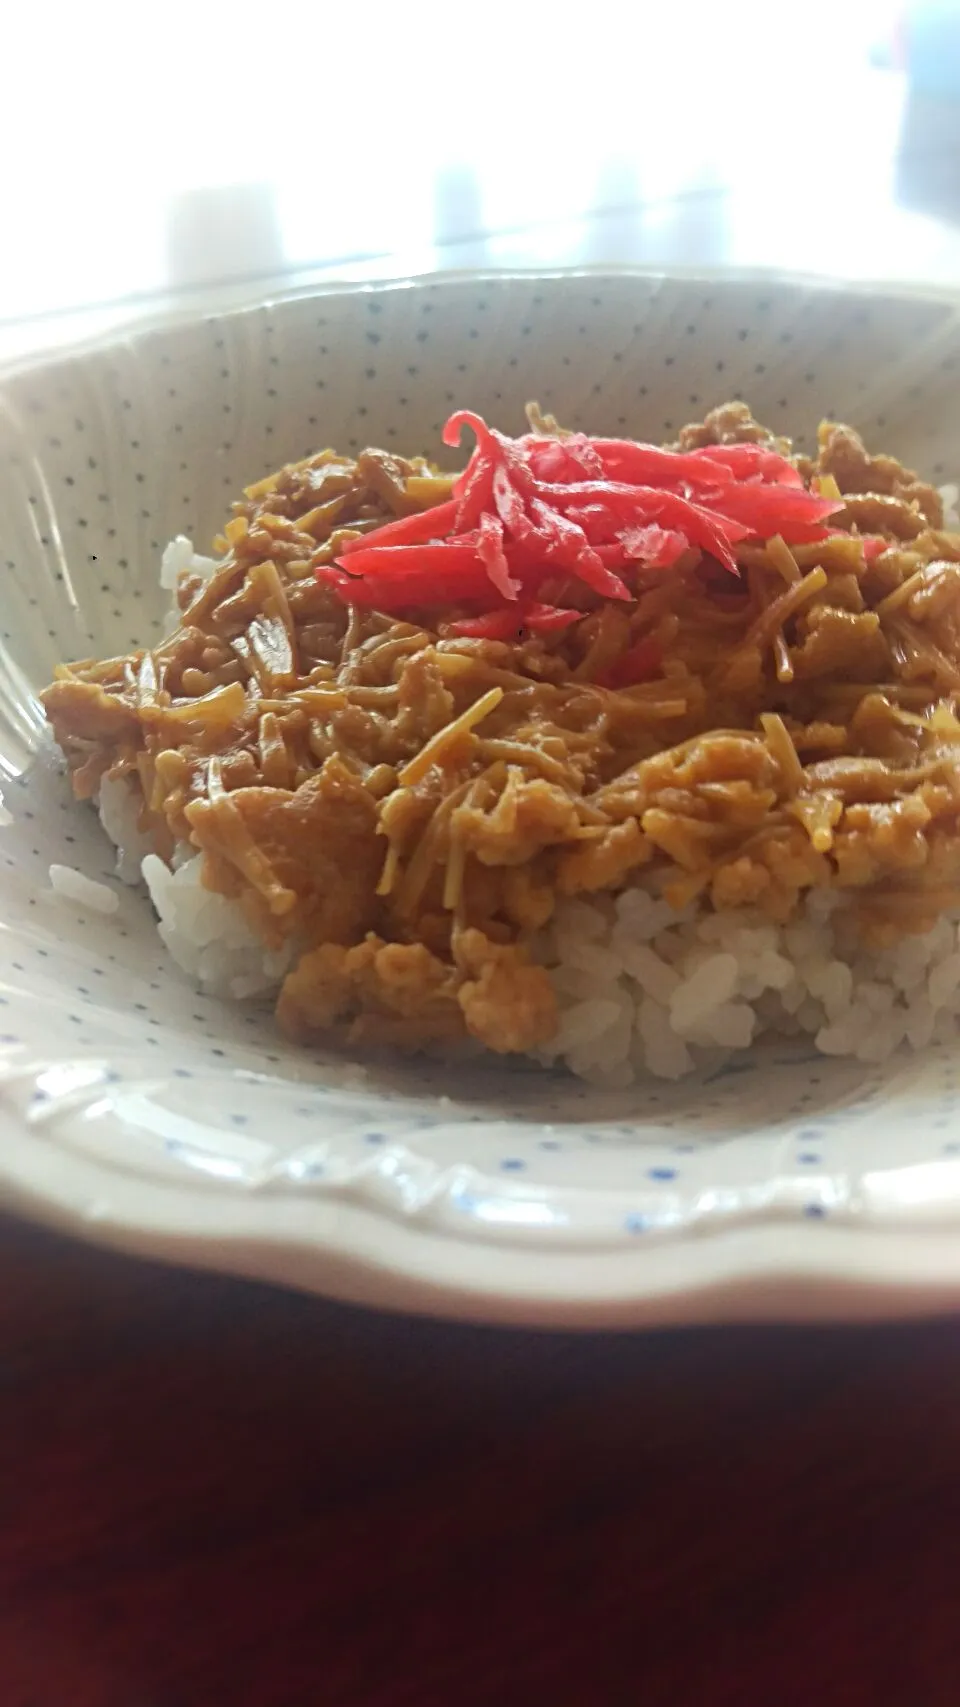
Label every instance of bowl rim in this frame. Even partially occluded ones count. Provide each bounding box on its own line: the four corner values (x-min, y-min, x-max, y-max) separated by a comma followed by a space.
2, 261, 958, 386
4, 1111, 960, 1326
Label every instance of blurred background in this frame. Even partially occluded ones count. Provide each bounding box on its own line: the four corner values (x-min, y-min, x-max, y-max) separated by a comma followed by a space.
1, 1, 958, 366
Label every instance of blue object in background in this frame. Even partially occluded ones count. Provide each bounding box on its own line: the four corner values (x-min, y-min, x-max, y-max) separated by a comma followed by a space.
898, 3, 960, 95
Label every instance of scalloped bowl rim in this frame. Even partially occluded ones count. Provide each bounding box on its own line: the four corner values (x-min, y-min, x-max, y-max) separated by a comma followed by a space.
4, 262, 959, 386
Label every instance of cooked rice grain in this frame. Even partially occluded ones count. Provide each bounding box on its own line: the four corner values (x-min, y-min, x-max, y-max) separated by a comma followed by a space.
533, 887, 960, 1084
48, 863, 119, 915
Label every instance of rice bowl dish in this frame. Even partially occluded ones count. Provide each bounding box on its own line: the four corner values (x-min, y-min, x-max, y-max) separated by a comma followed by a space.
40, 395, 960, 1088
8, 270, 960, 1327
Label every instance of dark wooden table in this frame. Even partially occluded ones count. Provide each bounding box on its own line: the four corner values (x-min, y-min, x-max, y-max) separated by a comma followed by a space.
2, 1212, 959, 1706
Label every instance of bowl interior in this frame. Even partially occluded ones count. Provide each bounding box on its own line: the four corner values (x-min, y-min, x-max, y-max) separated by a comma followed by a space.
3, 269, 960, 1259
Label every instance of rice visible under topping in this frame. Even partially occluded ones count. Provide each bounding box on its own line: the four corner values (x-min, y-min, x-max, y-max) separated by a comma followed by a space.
100, 774, 960, 1081
98, 773, 157, 885
141, 852, 294, 1000
97, 735, 296, 1000
159, 534, 218, 592
532, 887, 960, 1084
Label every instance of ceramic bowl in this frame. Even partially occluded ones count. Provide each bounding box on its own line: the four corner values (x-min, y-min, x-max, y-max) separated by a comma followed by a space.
3, 268, 960, 1327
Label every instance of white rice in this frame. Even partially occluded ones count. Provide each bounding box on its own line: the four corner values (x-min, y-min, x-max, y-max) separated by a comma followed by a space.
98, 539, 295, 1001
90, 510, 960, 1079
97, 775, 293, 998
98, 773, 156, 885
141, 853, 294, 1000
159, 534, 218, 592
531, 888, 960, 1085
48, 863, 119, 915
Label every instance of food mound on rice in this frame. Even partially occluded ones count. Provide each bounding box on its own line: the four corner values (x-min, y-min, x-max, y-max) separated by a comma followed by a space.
41, 399, 960, 1080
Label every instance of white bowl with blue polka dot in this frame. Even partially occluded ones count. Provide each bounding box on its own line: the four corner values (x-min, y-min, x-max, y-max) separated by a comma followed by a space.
3, 268, 960, 1327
